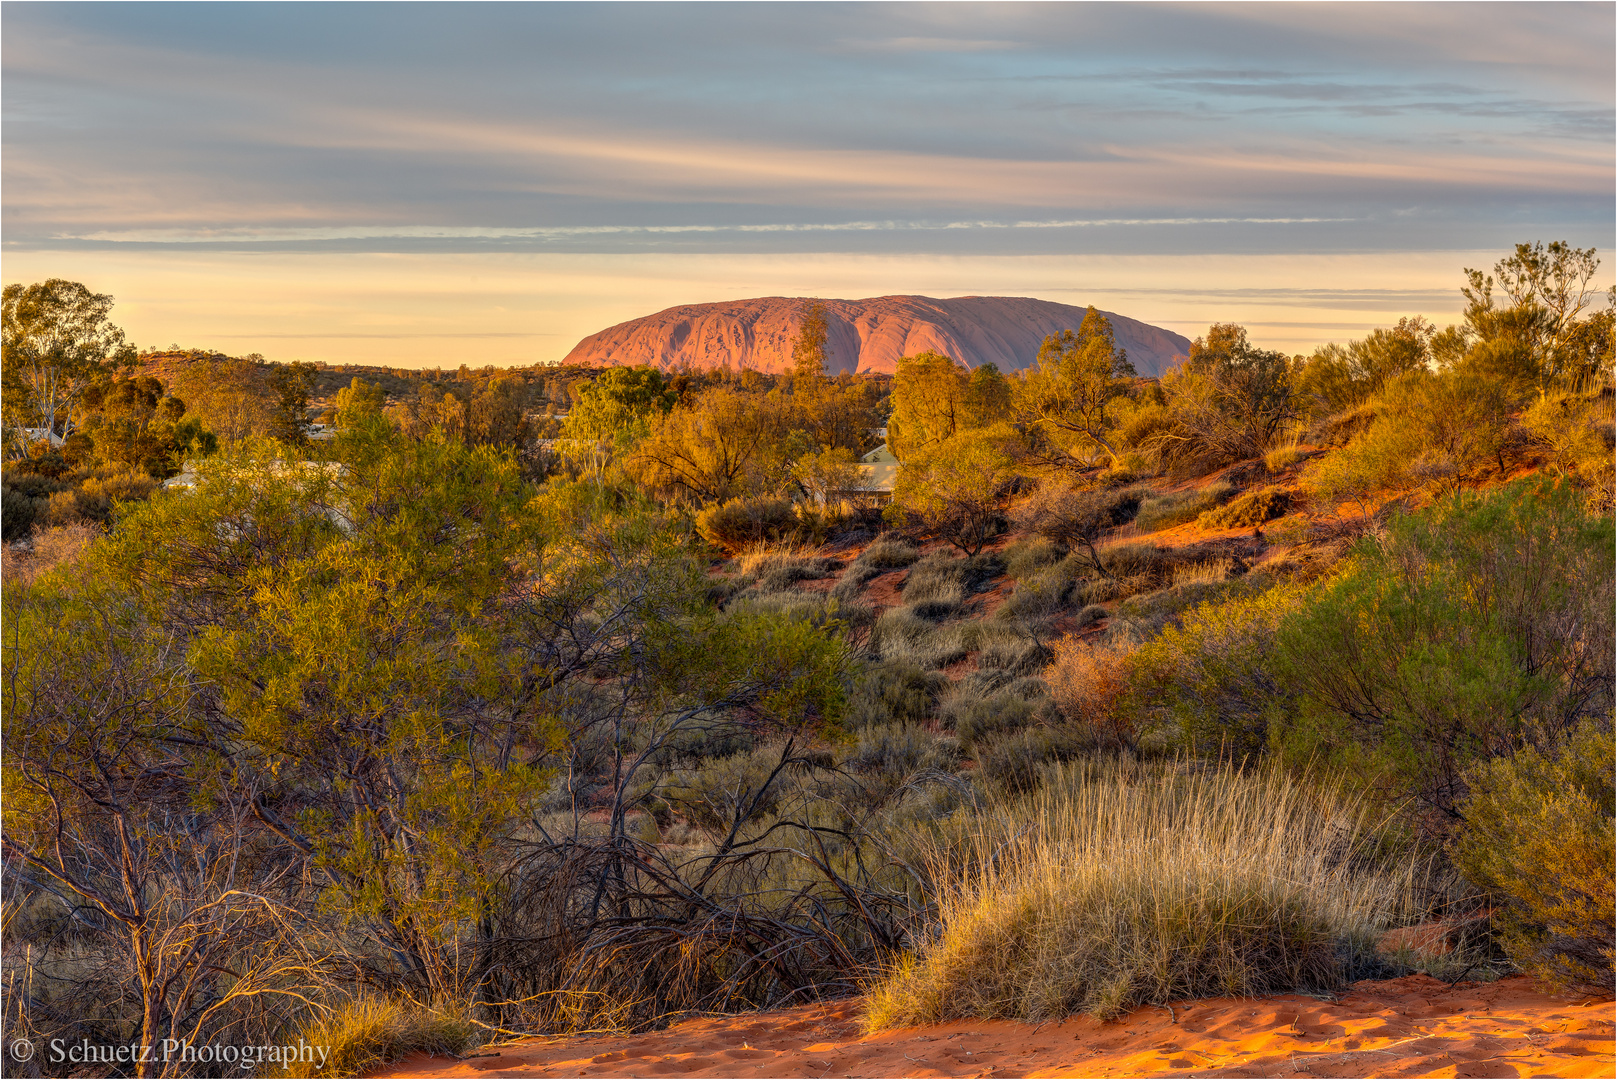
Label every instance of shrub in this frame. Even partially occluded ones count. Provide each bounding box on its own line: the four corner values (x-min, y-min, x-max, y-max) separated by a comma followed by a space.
2, 485, 40, 537
1274, 477, 1615, 824
1044, 638, 1134, 751
846, 661, 949, 730
696, 496, 799, 553
864, 763, 1421, 1027
1452, 718, 1615, 992
904, 550, 1003, 606
857, 536, 920, 568
1002, 536, 1066, 582
1134, 483, 1235, 533
287, 998, 478, 1079
948, 688, 1039, 752
1098, 541, 1167, 582
1124, 583, 1303, 758
977, 727, 1084, 794
1303, 401, 1380, 448
848, 722, 960, 777
870, 607, 970, 669
1199, 487, 1292, 529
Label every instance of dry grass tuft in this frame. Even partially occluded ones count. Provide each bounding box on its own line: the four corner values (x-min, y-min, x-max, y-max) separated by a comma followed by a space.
864, 762, 1420, 1029
283, 997, 479, 1078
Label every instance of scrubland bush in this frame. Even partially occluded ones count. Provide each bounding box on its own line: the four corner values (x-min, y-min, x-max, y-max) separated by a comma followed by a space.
1002, 536, 1066, 581
1133, 483, 1234, 532
1275, 477, 1614, 823
1452, 717, 1615, 991
846, 660, 948, 731
696, 495, 799, 552
1199, 486, 1292, 529
1044, 638, 1134, 751
857, 535, 920, 568
864, 762, 1422, 1027
869, 606, 970, 669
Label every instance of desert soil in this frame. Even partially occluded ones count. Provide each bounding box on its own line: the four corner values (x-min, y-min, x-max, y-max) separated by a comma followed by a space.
376, 975, 1614, 1079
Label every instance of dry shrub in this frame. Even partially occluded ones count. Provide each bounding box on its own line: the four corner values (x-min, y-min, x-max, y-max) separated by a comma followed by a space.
863, 762, 1421, 1028
1043, 637, 1133, 751
2, 522, 99, 587
1134, 483, 1236, 533
285, 997, 479, 1078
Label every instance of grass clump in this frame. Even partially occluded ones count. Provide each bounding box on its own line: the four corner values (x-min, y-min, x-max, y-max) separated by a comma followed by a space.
1199, 487, 1293, 529
857, 535, 920, 568
864, 762, 1419, 1028
285, 998, 479, 1078
1134, 483, 1235, 533
1264, 445, 1309, 472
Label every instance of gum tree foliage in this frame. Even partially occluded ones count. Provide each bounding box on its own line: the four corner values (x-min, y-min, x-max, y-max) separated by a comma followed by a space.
2, 279, 137, 445
886, 352, 1010, 461
1452, 242, 1610, 394
1014, 307, 1137, 468
561, 366, 678, 448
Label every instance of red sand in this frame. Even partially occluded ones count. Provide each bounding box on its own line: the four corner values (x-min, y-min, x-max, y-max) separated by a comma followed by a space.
376, 975, 1614, 1079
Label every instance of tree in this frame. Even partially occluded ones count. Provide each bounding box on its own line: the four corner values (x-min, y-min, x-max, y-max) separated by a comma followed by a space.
1458, 242, 1608, 392
887, 352, 1007, 461
562, 366, 676, 449
888, 426, 1019, 555
1014, 307, 1135, 468
1, 279, 136, 446
629, 384, 794, 503
267, 360, 319, 444
1152, 324, 1301, 468
333, 376, 386, 429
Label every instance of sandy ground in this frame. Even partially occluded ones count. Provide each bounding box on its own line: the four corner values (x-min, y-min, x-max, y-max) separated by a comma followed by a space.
376, 975, 1613, 1079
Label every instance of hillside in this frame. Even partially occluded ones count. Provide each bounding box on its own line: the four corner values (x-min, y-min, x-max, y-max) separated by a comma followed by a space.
560, 295, 1192, 377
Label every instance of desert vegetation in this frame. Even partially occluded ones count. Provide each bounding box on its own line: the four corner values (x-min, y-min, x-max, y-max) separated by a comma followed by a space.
2, 244, 1613, 1076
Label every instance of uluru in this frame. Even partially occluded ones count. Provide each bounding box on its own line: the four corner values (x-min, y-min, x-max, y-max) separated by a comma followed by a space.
560, 295, 1191, 378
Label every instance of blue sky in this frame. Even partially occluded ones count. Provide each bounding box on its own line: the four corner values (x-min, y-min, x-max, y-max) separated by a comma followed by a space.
4, 2, 1612, 365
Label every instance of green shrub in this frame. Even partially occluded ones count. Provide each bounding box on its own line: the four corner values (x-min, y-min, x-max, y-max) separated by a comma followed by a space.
977, 727, 1084, 794
696, 496, 799, 553
2, 485, 41, 537
848, 722, 960, 777
1199, 487, 1292, 529
1453, 718, 1615, 992
1134, 483, 1235, 533
865, 763, 1422, 1027
946, 687, 1039, 751
1274, 477, 1615, 823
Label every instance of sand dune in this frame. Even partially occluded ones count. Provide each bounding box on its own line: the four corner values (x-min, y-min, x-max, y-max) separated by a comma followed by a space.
559, 295, 1192, 378
376, 975, 1614, 1079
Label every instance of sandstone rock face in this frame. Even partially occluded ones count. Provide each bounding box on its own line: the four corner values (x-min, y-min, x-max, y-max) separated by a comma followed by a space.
561, 295, 1190, 378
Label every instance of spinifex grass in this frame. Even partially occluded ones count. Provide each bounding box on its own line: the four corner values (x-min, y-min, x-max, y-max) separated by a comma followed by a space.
865, 761, 1420, 1028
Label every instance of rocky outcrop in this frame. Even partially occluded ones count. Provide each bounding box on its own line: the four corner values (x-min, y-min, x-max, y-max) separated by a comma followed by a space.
561, 295, 1190, 378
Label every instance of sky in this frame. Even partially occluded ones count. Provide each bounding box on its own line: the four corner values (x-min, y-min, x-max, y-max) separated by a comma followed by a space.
3, 2, 1613, 367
